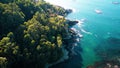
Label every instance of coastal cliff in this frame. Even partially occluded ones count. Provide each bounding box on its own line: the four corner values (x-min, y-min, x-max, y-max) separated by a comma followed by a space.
46, 19, 83, 68
0, 0, 82, 68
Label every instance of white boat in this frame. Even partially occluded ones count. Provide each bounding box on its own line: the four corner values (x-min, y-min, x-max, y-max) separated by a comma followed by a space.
94, 9, 102, 14
112, 2, 120, 4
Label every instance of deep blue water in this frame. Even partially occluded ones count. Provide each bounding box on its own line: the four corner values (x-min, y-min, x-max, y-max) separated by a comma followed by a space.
45, 0, 120, 68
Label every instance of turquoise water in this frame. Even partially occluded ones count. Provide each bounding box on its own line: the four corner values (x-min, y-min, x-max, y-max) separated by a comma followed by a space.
45, 0, 120, 68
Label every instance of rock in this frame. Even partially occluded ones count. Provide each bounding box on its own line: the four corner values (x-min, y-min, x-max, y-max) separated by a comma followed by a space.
65, 9, 73, 14
114, 65, 119, 68
45, 46, 69, 68
87, 58, 120, 68
107, 37, 120, 44
47, 16, 82, 68
66, 20, 79, 27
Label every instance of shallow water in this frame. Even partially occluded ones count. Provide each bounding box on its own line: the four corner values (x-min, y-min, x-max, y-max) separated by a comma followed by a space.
45, 0, 120, 68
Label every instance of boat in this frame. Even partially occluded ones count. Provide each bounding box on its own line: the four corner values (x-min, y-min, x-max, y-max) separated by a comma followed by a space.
94, 9, 102, 14
112, 2, 120, 4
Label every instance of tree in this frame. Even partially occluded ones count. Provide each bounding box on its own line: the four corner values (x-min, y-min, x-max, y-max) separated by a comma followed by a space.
0, 0, 69, 67
0, 3, 25, 37
0, 57, 7, 68
16, 0, 37, 21
0, 0, 14, 3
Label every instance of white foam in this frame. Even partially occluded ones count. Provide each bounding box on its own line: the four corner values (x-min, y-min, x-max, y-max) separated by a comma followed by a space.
76, 38, 80, 42
70, 28, 77, 32
70, 8, 76, 13
80, 18, 87, 22
78, 33, 83, 38
76, 20, 84, 27
81, 29, 92, 34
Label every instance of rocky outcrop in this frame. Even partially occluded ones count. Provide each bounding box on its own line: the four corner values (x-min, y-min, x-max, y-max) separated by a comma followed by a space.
63, 27, 82, 57
45, 46, 69, 68
65, 9, 73, 14
87, 58, 120, 68
66, 20, 79, 27
44, 4, 82, 68
46, 19, 83, 68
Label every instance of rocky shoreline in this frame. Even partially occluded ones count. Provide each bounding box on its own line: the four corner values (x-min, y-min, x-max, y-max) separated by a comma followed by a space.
45, 9, 83, 68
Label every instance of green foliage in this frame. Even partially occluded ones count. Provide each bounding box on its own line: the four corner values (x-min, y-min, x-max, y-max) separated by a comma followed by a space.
0, 57, 7, 68
0, 3, 25, 37
0, 0, 14, 3
57, 34, 62, 47
0, 0, 68, 68
0, 32, 19, 55
16, 0, 37, 21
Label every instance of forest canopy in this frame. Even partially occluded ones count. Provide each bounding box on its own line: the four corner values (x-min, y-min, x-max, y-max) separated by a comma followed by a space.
0, 0, 69, 68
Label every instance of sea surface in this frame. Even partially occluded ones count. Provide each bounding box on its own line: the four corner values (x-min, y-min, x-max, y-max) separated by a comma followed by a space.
45, 0, 120, 68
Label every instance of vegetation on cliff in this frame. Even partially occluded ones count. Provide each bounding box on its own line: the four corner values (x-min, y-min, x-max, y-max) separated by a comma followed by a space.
0, 0, 70, 68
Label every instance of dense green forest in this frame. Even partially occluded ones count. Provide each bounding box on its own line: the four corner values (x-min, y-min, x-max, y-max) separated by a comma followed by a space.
0, 0, 70, 68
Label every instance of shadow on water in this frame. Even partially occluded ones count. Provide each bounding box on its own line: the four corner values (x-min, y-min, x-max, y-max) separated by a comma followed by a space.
49, 45, 83, 68
90, 36, 120, 68
95, 36, 120, 57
